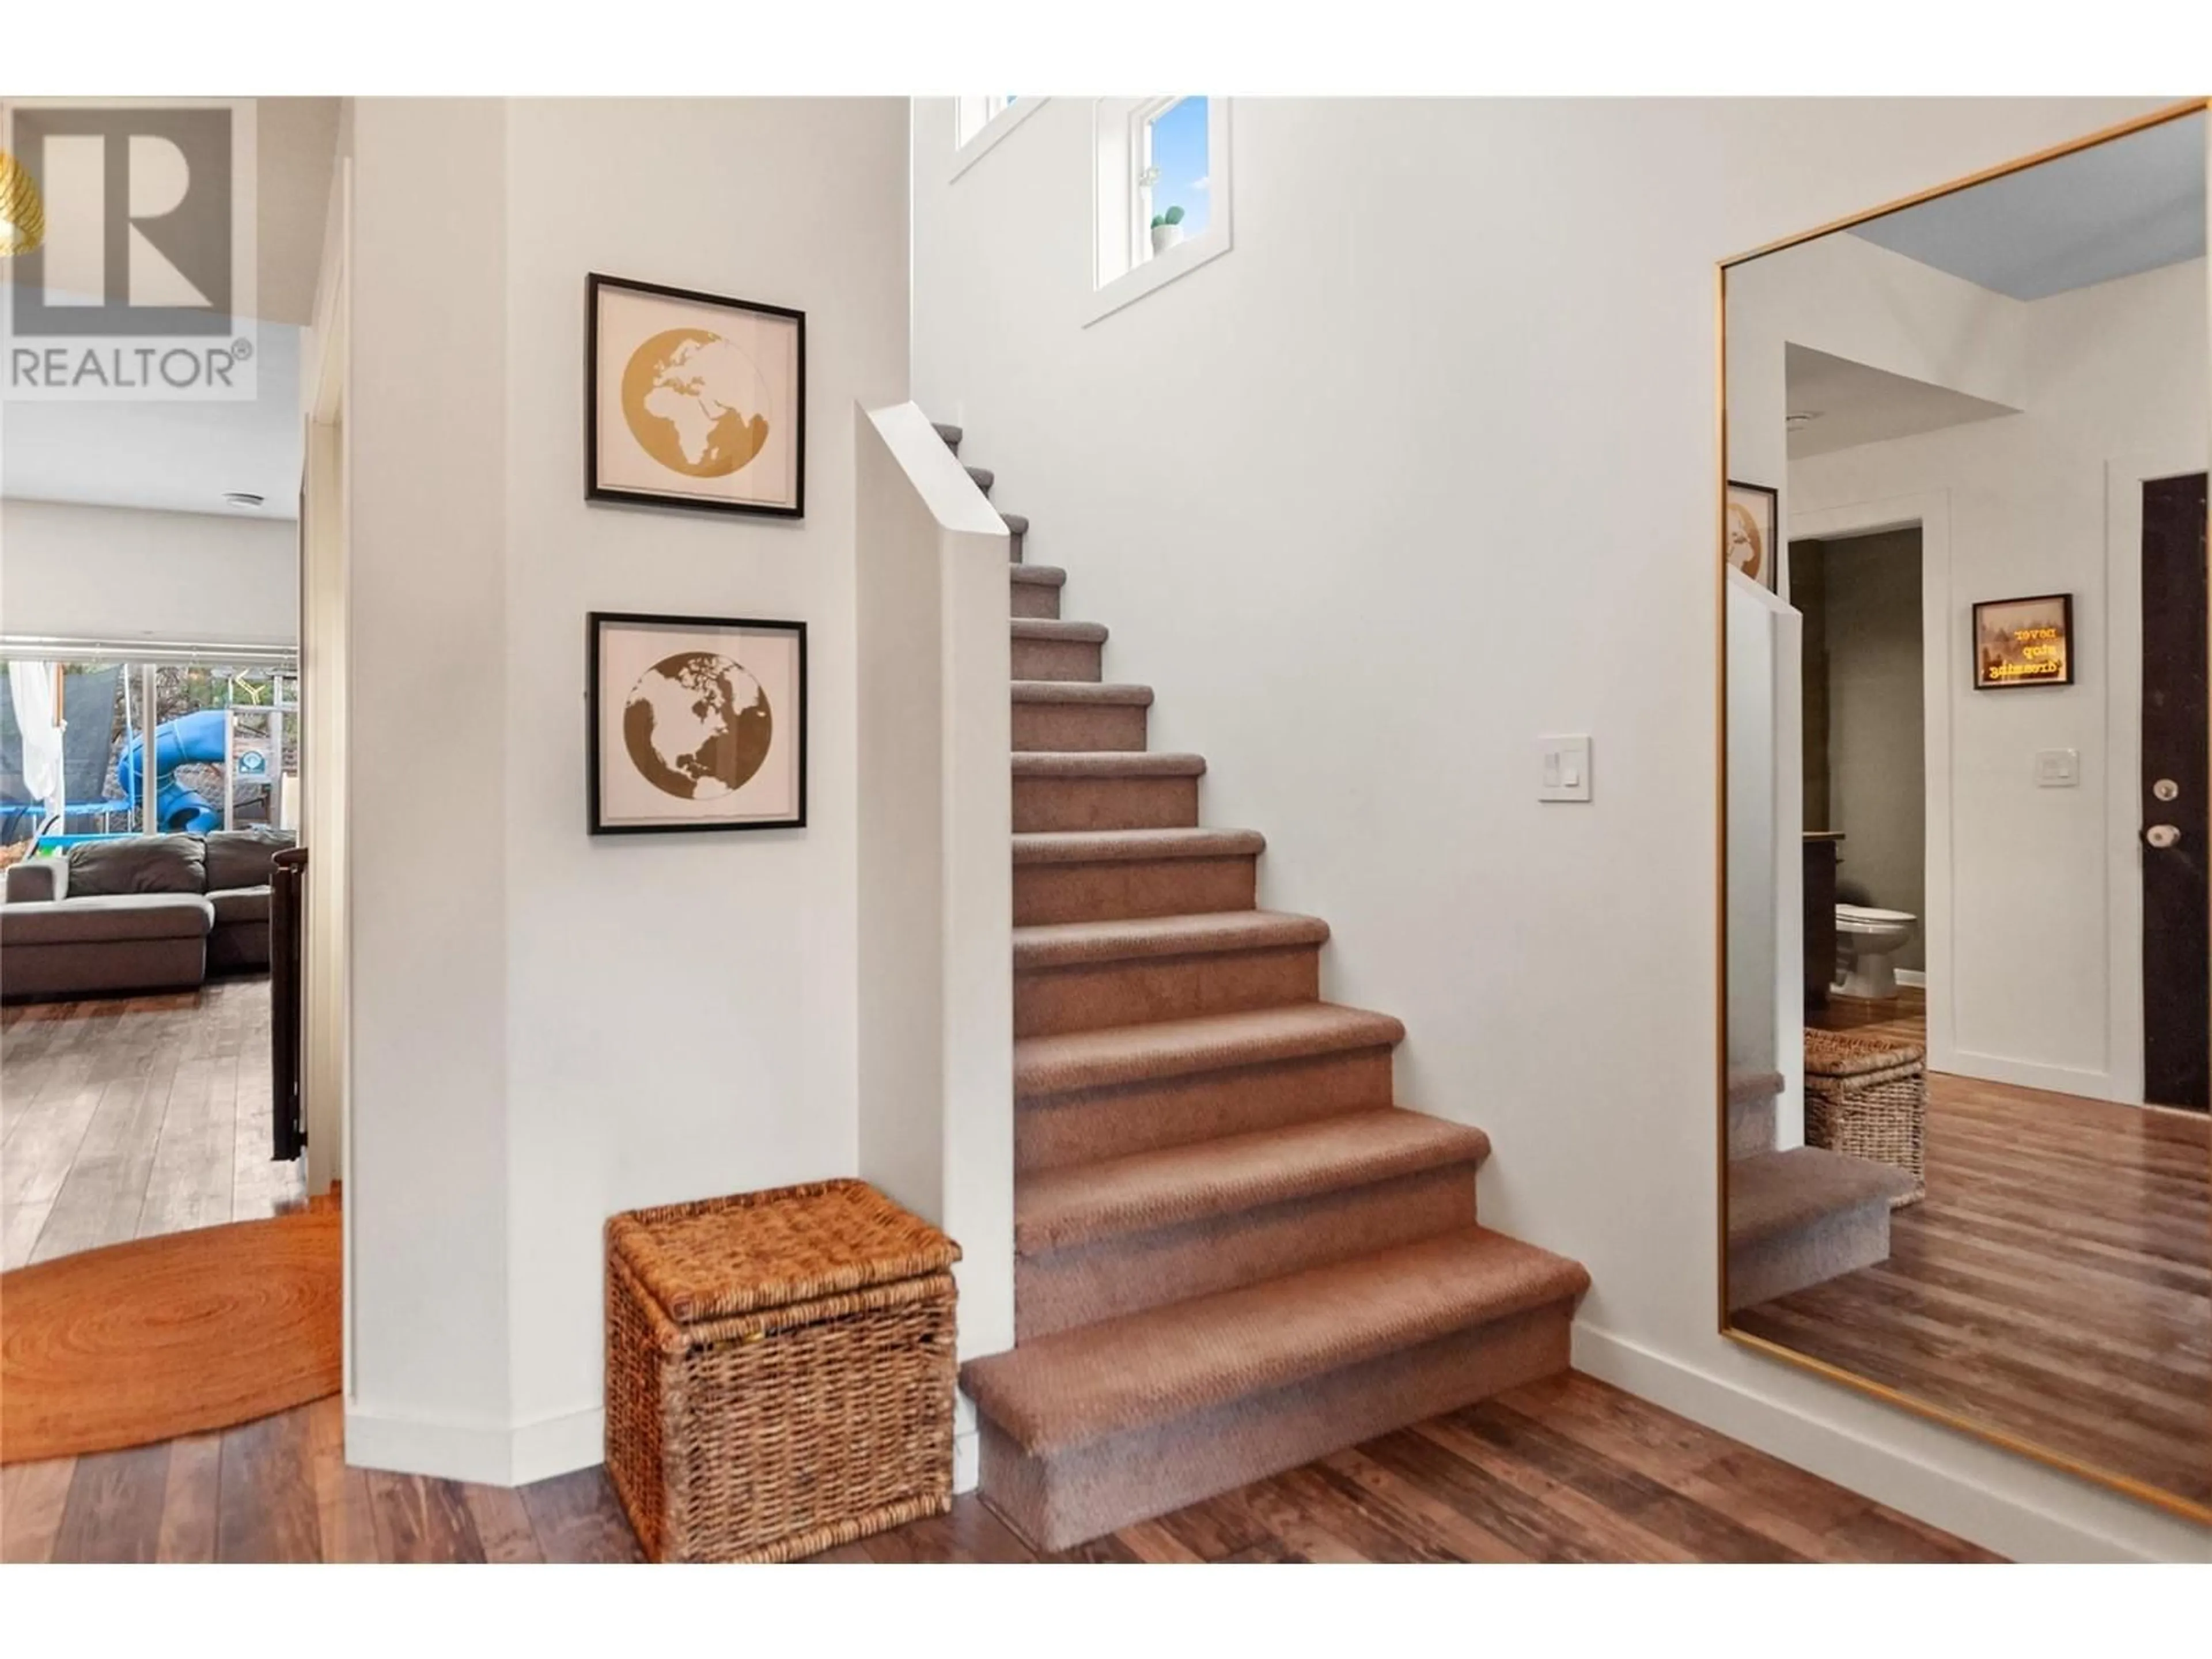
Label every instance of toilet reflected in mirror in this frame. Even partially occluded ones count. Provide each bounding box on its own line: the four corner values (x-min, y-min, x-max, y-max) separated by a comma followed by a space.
1720, 104, 2211, 1521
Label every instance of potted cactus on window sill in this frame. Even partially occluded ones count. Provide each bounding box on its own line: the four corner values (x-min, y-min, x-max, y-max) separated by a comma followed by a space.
1150, 203, 1185, 255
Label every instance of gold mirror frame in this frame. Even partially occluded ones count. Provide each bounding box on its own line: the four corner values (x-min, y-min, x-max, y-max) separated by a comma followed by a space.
1714, 97, 2212, 1527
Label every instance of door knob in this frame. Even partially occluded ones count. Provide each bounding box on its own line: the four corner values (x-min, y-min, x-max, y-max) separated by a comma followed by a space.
2145, 824, 2183, 850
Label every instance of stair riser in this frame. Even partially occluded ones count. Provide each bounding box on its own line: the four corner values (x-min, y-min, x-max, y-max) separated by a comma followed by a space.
1017, 1047, 1396, 1173
976, 1300, 1574, 1552
1013, 855, 1258, 927
1016, 1162, 1479, 1341
1013, 777, 1197, 834
1014, 944, 1319, 1038
1726, 1199, 1892, 1312
1010, 638, 1101, 682
1009, 529, 1025, 565
1728, 1093, 1777, 1160
1011, 702, 1146, 753
1010, 580, 1061, 620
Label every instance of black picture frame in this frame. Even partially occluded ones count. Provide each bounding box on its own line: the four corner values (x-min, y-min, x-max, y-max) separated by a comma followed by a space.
585, 272, 806, 520
587, 611, 808, 835
1725, 480, 1781, 592
1972, 592, 2075, 690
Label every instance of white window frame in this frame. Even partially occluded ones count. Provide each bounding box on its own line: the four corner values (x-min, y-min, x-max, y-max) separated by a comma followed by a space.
950, 95, 1045, 181
1086, 96, 1232, 327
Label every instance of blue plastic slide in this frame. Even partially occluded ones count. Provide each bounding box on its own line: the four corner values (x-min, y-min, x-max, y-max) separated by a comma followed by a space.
115, 708, 229, 835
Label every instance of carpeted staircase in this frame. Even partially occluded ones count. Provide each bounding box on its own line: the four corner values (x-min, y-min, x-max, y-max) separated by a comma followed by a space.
1724, 1068, 1912, 1312
935, 422, 1592, 1551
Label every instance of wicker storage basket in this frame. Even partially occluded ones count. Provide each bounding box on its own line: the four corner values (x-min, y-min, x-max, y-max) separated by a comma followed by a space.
1803, 1029, 1926, 1208
604, 1179, 961, 1563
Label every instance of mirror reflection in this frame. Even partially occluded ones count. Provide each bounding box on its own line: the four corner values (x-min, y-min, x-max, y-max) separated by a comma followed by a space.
1721, 110, 2211, 1517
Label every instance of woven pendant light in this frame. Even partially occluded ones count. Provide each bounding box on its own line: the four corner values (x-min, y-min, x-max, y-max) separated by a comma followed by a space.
0, 149, 44, 256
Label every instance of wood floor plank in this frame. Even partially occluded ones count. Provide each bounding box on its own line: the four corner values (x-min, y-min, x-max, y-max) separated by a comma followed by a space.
365, 1469, 487, 1563
154, 1431, 222, 1562
1310, 1444, 1532, 1563
517, 1467, 643, 1563
1406, 1414, 1694, 1563
1, 982, 305, 1264
19, 1374, 2005, 1563
1452, 1402, 1809, 1563
1113, 1515, 1206, 1563
217, 1407, 323, 1562
307, 1396, 380, 1563
52, 1442, 171, 1562
0, 1456, 76, 1562
1827, 1502, 2005, 1565
1147, 1486, 1279, 1562
1357, 1423, 1637, 1563
461, 1484, 547, 1563
1737, 1010, 2212, 1510
29, 1070, 174, 1264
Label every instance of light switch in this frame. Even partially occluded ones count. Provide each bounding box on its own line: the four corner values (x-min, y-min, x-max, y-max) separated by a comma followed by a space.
2033, 748, 2078, 789
1539, 735, 1593, 802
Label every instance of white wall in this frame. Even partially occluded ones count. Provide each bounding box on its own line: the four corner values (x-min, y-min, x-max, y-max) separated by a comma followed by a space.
344, 98, 908, 1482
344, 97, 513, 1478
853, 402, 1015, 1483
911, 96, 2210, 1562
0, 499, 298, 645
1791, 257, 2210, 1100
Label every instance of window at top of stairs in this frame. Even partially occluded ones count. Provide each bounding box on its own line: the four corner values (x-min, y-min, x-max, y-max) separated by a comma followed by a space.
950, 96, 1042, 180
1087, 97, 1233, 327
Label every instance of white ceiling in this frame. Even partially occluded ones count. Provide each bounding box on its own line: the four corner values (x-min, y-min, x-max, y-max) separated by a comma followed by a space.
1784, 342, 2020, 459
0, 98, 334, 521
1, 321, 305, 518
1848, 111, 2206, 300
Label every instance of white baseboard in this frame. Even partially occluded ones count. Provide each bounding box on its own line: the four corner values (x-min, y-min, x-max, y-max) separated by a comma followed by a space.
512, 1407, 605, 1486
1570, 1324, 2206, 1562
344, 1402, 605, 1488
953, 1387, 979, 1494
344, 1404, 517, 1486
1894, 968, 1927, 988
1948, 1048, 2124, 1104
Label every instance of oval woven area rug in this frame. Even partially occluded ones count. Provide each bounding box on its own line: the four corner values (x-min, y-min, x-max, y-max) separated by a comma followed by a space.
1, 1208, 340, 1464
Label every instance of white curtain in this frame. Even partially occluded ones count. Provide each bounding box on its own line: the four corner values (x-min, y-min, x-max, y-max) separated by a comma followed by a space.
8, 660, 66, 834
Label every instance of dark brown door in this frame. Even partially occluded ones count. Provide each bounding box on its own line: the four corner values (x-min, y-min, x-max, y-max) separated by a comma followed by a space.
2141, 472, 2209, 1111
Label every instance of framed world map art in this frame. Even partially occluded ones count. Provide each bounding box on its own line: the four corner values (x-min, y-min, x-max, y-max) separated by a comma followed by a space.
588, 612, 807, 834
587, 274, 805, 518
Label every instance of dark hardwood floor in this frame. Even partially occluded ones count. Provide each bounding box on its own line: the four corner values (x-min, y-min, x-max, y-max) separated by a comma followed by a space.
1738, 994, 2212, 1508
0, 1372, 2001, 1563
0, 979, 301, 1268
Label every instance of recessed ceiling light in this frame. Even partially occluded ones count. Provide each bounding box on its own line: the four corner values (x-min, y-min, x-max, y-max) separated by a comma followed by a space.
222, 491, 266, 510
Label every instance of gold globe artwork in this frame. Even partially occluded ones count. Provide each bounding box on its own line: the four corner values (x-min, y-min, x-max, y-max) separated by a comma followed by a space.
0, 150, 45, 257
619, 327, 772, 479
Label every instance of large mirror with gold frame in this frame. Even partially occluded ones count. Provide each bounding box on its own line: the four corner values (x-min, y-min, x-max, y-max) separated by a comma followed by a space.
1718, 101, 2211, 1523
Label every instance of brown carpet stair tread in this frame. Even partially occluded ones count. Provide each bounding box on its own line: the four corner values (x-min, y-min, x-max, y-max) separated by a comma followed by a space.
1000, 511, 1030, 538
1014, 1107, 1491, 1256
1009, 565, 1067, 591
1010, 679, 1150, 706
1014, 908, 1326, 969
1728, 1146, 1915, 1248
967, 464, 995, 494
1016, 1002, 1406, 1096
933, 421, 963, 450
1012, 750, 1206, 780
1012, 618, 1106, 643
963, 1226, 1588, 1455
1012, 826, 1266, 865
1728, 1068, 1785, 1106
